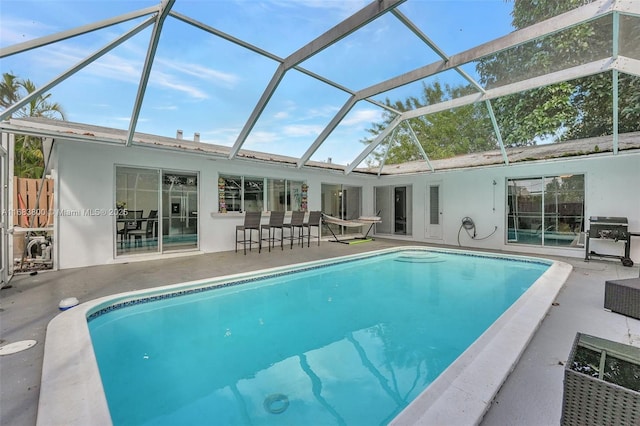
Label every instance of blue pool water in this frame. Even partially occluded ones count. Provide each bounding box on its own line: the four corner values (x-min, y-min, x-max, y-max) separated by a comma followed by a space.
88, 249, 549, 426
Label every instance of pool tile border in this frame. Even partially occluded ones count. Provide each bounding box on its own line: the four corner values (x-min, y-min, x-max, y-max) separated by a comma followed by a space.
86, 248, 551, 322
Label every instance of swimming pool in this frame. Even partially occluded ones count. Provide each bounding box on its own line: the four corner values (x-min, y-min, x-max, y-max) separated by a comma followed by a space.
37, 247, 572, 425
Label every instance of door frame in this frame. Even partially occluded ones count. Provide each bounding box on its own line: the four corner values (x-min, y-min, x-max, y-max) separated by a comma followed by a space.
0, 133, 9, 286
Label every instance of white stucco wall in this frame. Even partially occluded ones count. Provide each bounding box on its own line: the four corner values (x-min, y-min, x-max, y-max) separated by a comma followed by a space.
374, 153, 640, 262
54, 141, 373, 269
54, 139, 640, 269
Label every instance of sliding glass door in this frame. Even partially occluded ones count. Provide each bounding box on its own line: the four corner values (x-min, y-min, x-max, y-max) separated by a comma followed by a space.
115, 166, 198, 256
162, 171, 198, 251
321, 184, 362, 236
374, 185, 412, 236
115, 167, 160, 256
507, 175, 584, 247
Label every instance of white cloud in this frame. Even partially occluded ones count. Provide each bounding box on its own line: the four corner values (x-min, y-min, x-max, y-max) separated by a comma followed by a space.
303, 104, 341, 120
149, 72, 209, 99
15, 42, 143, 85
245, 130, 280, 146
282, 124, 323, 137
158, 59, 240, 88
272, 99, 298, 120
0, 16, 59, 45
114, 116, 148, 123
202, 127, 242, 146
341, 108, 384, 126
267, 0, 368, 18
153, 105, 178, 111
5, 27, 236, 102
88, 53, 143, 82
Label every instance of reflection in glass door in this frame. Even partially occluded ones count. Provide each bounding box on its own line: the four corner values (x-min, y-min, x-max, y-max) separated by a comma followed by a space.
162, 171, 198, 251
374, 185, 412, 236
374, 186, 392, 234
394, 187, 407, 235
320, 184, 362, 237
115, 167, 160, 256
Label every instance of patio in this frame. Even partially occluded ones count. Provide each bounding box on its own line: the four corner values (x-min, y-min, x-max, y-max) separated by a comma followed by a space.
1, 239, 638, 425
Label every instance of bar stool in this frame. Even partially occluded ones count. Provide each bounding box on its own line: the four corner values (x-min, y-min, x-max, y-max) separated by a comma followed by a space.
261, 211, 285, 251
283, 211, 305, 249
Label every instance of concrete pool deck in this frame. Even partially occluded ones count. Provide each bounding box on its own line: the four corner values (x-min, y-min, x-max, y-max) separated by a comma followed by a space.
1, 239, 639, 425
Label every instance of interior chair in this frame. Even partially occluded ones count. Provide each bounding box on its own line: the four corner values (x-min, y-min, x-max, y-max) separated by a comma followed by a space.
128, 210, 158, 248
117, 210, 142, 248
116, 212, 127, 248
261, 211, 285, 252
236, 211, 262, 254
303, 211, 322, 247
283, 211, 305, 249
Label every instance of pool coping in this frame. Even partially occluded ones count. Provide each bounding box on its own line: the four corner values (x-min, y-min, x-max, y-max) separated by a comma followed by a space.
36, 246, 572, 426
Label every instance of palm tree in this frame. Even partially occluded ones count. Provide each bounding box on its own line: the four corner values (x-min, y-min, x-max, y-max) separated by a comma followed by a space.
0, 72, 65, 178
0, 73, 21, 109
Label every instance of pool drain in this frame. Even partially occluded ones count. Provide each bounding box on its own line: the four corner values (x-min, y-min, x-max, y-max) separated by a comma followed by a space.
263, 393, 289, 414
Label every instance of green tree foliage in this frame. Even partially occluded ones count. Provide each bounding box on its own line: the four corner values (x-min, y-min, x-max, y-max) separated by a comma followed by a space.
0, 72, 65, 178
363, 82, 496, 165
364, 0, 640, 163
478, 0, 640, 145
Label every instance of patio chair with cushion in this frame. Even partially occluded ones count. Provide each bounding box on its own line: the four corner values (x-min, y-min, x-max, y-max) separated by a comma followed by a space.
303, 211, 322, 247
236, 211, 262, 254
283, 211, 305, 249
261, 211, 285, 252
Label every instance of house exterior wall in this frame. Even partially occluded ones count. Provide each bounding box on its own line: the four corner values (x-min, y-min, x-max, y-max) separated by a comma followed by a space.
54, 139, 639, 269
54, 140, 372, 269
371, 153, 640, 262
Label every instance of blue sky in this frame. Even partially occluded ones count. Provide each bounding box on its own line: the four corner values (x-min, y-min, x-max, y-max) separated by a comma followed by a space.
1, 0, 515, 165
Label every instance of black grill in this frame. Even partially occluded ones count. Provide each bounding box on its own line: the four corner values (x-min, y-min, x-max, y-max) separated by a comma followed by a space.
589, 216, 629, 240
585, 216, 633, 267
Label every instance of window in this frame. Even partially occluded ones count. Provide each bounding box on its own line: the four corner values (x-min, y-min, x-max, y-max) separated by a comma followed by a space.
266, 178, 285, 211
244, 177, 264, 212
287, 181, 305, 211
219, 175, 305, 212
266, 179, 304, 211
507, 174, 584, 247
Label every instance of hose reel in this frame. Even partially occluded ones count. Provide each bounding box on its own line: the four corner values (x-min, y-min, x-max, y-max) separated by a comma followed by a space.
461, 217, 476, 237
458, 217, 498, 246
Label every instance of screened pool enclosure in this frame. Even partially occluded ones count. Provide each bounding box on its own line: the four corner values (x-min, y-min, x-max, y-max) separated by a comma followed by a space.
0, 0, 639, 271
1, 0, 639, 171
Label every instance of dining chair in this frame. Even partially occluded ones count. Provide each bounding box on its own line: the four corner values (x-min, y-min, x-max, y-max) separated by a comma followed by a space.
117, 210, 142, 248
236, 211, 262, 254
128, 210, 158, 247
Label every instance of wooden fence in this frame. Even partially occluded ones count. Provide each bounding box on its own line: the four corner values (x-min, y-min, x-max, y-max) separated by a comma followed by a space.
13, 177, 54, 228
